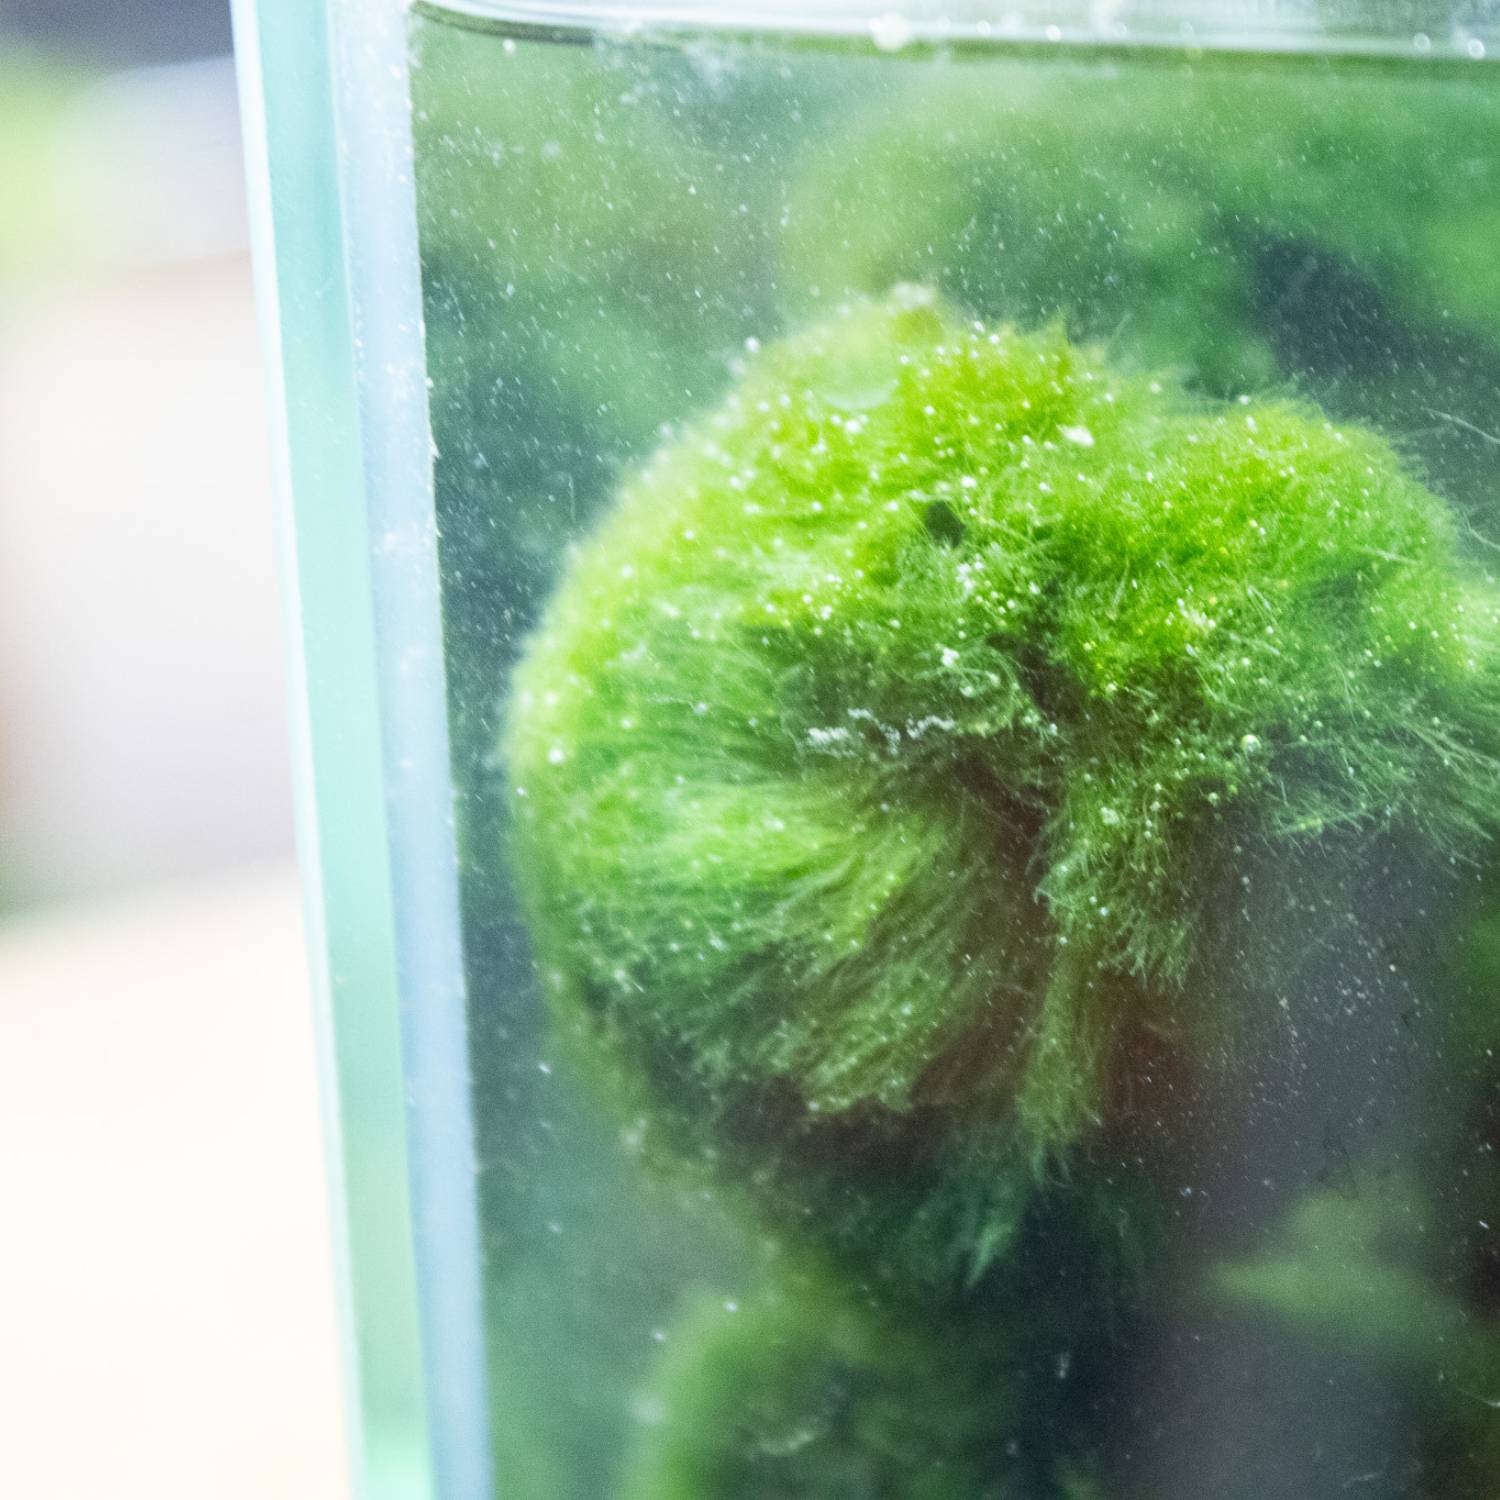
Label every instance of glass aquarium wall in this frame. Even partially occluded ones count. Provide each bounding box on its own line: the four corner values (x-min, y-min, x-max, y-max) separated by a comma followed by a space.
240, 1, 1500, 1495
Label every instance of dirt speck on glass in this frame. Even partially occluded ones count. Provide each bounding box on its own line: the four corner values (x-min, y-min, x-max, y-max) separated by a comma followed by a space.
408, 10, 1500, 1497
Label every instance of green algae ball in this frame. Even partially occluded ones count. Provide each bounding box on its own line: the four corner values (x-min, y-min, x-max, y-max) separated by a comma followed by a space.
785, 68, 1276, 395
618, 1266, 1015, 1500
786, 63, 1500, 468
617, 1189, 1149, 1500
504, 289, 1500, 1284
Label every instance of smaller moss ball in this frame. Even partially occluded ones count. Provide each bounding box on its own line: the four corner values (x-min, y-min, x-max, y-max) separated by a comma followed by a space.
618, 1265, 1015, 1500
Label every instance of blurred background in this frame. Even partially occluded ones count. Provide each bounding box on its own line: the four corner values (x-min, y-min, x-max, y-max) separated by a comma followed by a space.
0, 1, 346, 1495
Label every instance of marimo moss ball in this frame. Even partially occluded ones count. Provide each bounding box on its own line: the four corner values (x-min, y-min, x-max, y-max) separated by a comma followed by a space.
786, 68, 1500, 397
617, 1265, 1016, 1500
504, 289, 1500, 1283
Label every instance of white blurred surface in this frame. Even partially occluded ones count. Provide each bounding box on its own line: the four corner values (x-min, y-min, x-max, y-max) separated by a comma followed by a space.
0, 867, 348, 1499
0, 49, 291, 903
56, 57, 249, 266
0, 52, 345, 1500
0, 256, 292, 900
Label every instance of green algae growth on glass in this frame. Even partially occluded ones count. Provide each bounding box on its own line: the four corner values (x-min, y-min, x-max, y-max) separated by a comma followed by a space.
403, 7, 1500, 1497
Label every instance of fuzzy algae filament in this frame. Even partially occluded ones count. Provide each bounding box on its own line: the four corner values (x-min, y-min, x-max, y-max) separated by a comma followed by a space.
504, 289, 1500, 1294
